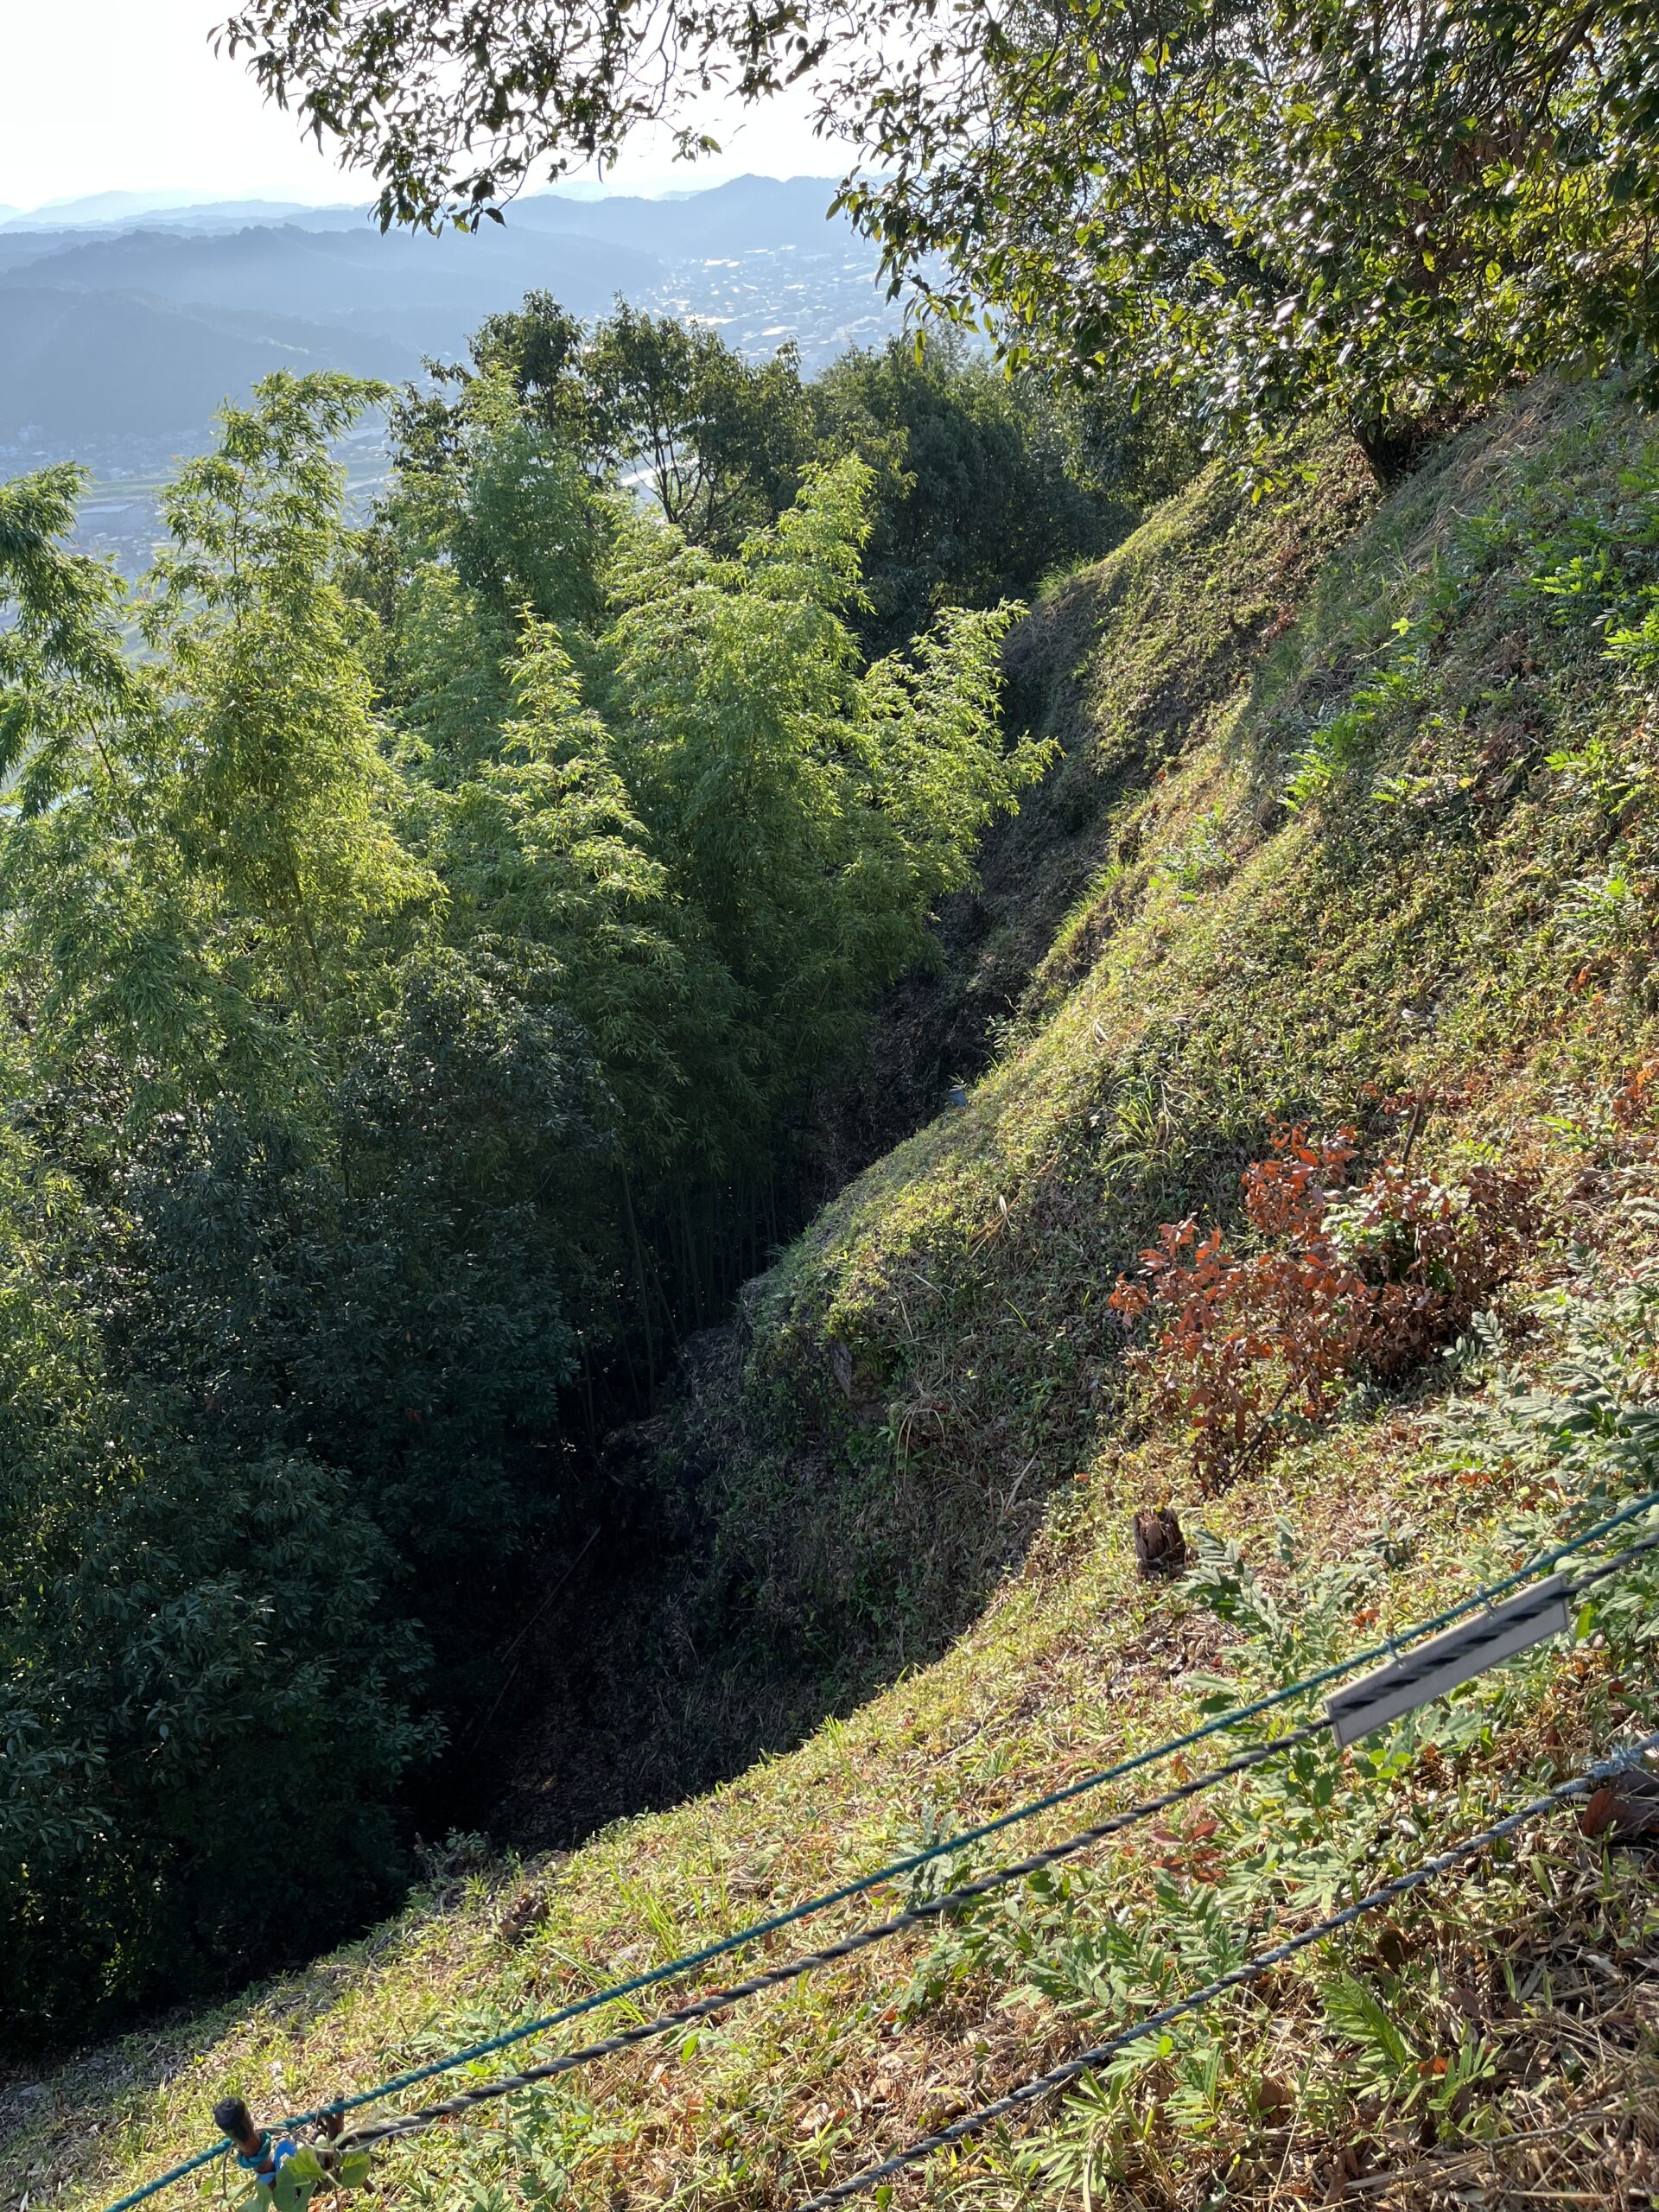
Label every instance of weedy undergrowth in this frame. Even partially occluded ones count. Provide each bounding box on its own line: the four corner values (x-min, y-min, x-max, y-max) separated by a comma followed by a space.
877, 1254, 1659, 2208
897, 1551, 1655, 2201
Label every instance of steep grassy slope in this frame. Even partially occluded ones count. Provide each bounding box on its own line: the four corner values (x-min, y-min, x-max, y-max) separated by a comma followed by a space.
804, 421, 1375, 1186
475, 423, 1379, 1852
709, 377, 1659, 1678
7, 376, 1659, 2212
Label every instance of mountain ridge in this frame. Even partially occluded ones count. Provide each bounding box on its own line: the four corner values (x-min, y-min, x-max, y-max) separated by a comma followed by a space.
0, 175, 895, 459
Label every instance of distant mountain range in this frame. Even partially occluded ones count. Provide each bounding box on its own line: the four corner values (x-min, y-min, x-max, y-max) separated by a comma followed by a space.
0, 176, 901, 460
0, 222, 658, 400
0, 189, 357, 231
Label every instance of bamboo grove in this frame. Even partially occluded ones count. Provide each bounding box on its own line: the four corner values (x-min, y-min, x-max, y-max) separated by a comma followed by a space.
0, 323, 1166, 2045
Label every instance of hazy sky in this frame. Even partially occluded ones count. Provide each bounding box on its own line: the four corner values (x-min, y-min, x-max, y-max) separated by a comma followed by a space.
0, 0, 829, 211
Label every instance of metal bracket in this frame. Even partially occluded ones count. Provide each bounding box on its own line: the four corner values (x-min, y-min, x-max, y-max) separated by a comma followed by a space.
1326, 1573, 1573, 1748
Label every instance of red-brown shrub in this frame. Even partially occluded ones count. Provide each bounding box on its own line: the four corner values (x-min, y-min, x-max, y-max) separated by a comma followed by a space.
1109, 1122, 1537, 1491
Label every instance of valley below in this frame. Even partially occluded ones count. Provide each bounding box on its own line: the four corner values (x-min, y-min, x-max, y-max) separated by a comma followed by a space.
10, 370, 1658, 2212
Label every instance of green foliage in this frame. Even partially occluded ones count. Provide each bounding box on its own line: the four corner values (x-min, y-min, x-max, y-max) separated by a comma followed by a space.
1151, 806, 1233, 898
725, 377, 1659, 1712
359, 327, 1077, 1379
105, 953, 605, 1597
393, 425, 1047, 1215
461, 294, 815, 553
1286, 638, 1433, 813
0, 378, 614, 2038
0, 464, 139, 810
895, 1453, 1655, 2196
1437, 1264, 1659, 1535
600, 458, 1049, 1141
0, 1150, 433, 2039
222, 0, 1659, 476
831, 0, 1659, 469
17, 372, 1659, 2212
237, 2141, 375, 2212
423, 625, 706, 1169
0, 348, 1047, 2044
3, 371, 430, 1116
809, 337, 1160, 647
387, 308, 1169, 663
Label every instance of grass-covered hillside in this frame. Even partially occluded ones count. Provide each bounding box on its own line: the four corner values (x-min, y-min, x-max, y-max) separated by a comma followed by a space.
10, 374, 1659, 2212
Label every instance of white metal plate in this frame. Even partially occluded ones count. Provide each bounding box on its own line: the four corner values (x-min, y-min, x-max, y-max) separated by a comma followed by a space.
1326, 1573, 1573, 1748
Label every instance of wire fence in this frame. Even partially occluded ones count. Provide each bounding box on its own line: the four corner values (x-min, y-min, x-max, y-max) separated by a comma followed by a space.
323, 1528, 1659, 2155
95, 1489, 1659, 2212
795, 1727, 1659, 2210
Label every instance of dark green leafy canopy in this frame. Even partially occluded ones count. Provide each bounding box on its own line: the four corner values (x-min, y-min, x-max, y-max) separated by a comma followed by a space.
388, 303, 1154, 658
461, 294, 816, 552
219, 0, 1659, 466
842, 0, 1659, 468
810, 334, 1175, 647
0, 356, 1048, 2043
0, 380, 609, 2043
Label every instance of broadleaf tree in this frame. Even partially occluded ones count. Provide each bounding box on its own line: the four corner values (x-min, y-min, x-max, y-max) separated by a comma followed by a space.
219, 0, 1659, 471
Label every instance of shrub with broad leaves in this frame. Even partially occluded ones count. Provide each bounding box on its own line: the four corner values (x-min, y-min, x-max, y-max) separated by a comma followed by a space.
1109, 1121, 1537, 1490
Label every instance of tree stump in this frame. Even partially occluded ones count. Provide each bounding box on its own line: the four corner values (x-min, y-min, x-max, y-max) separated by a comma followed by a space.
1133, 1505, 1187, 1579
